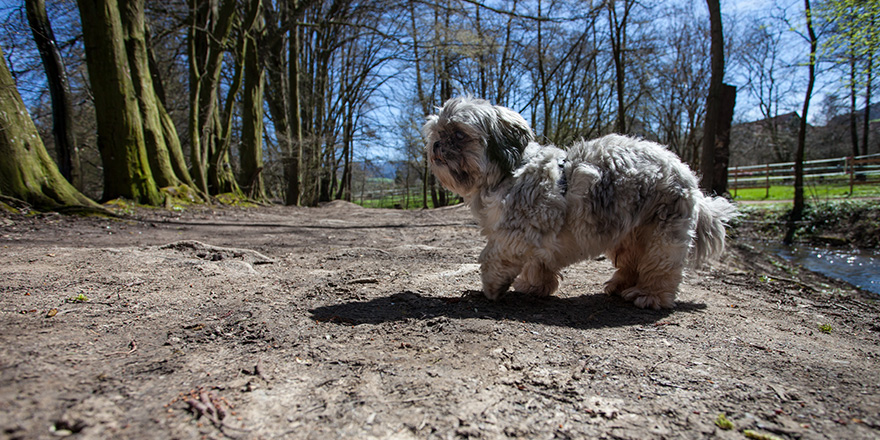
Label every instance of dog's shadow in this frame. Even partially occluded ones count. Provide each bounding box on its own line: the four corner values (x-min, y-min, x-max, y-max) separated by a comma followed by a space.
309, 290, 706, 330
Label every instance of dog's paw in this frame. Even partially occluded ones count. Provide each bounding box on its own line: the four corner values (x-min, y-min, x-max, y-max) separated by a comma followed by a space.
481, 280, 511, 300
513, 277, 558, 297
603, 277, 633, 295
620, 287, 675, 310
482, 288, 502, 301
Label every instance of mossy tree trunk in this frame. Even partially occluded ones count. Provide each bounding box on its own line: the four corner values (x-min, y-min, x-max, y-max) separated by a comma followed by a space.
25, 0, 83, 191
0, 45, 99, 210
287, 0, 305, 206
77, 0, 161, 205
188, 0, 242, 198
119, 0, 197, 194
119, 0, 178, 189
240, 0, 267, 201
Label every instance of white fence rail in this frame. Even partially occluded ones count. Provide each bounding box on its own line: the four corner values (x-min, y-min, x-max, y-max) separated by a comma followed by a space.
729, 153, 880, 197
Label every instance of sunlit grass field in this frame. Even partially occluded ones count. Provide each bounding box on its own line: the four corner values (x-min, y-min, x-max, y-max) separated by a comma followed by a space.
732, 182, 880, 202
355, 182, 879, 209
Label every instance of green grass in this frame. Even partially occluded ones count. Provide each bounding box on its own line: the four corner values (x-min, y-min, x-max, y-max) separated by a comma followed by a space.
358, 196, 458, 210
353, 181, 880, 209
732, 182, 880, 201
356, 191, 462, 209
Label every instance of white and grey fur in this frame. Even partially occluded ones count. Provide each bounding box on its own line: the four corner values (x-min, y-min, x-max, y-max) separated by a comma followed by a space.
422, 97, 738, 309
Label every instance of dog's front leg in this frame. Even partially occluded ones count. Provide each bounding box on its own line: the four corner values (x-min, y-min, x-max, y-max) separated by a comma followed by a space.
478, 241, 522, 300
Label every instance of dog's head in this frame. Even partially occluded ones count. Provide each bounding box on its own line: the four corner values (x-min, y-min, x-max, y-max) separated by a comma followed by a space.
422, 97, 535, 197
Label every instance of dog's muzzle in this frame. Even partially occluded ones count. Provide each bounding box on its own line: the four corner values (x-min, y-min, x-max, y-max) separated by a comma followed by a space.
432, 141, 451, 164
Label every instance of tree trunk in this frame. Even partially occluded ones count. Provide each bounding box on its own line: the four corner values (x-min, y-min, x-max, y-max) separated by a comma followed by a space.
609, 0, 632, 134
700, 0, 724, 194
409, 1, 430, 209
286, 4, 304, 206
785, 0, 818, 245
711, 84, 736, 196
188, 0, 236, 196
25, 0, 82, 191
537, 0, 552, 139
144, 20, 197, 192
77, 0, 161, 205
863, 50, 873, 156
240, 0, 267, 201
212, 41, 244, 196
0, 45, 98, 210
850, 57, 860, 157
120, 0, 180, 189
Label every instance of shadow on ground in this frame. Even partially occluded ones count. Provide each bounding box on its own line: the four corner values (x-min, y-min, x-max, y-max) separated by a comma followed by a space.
309, 290, 706, 330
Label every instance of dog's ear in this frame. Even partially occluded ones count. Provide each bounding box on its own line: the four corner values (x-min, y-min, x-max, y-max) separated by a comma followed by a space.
421, 115, 439, 144
485, 105, 535, 174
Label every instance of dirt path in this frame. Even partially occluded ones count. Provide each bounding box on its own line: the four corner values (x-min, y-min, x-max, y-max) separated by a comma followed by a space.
1, 203, 878, 439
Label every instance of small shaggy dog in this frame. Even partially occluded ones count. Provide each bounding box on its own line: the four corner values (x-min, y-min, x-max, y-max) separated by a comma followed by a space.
422, 97, 737, 309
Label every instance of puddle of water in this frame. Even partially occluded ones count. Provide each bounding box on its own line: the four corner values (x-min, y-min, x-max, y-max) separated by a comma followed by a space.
755, 242, 880, 294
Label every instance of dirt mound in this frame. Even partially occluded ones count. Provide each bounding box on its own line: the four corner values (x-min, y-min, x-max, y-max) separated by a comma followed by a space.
320, 199, 364, 210
0, 205, 878, 439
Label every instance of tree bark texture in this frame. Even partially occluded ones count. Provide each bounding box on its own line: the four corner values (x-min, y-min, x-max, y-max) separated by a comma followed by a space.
77, 0, 161, 205
711, 84, 736, 196
700, 0, 724, 194
0, 45, 97, 210
240, 0, 267, 201
25, 0, 82, 191
608, 0, 632, 134
863, 50, 873, 156
120, 0, 181, 189
850, 58, 860, 157
785, 0, 818, 245
287, 5, 304, 206
188, 0, 237, 196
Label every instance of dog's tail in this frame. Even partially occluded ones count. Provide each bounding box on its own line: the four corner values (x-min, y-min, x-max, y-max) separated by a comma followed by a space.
690, 195, 738, 267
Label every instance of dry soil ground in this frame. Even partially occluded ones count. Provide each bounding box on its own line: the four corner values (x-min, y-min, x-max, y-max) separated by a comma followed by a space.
0, 202, 878, 440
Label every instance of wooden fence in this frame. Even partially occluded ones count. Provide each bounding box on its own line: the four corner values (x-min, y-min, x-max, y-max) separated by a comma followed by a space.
728, 153, 880, 197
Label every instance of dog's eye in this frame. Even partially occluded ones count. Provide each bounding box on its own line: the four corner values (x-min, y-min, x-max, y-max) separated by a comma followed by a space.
453, 130, 466, 141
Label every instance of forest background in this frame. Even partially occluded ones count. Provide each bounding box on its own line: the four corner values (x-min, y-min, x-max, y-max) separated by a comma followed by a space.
1, 0, 878, 210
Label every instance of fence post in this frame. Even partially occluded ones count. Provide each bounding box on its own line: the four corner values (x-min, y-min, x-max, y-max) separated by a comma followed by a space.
732, 166, 738, 198
848, 156, 854, 196
765, 165, 770, 199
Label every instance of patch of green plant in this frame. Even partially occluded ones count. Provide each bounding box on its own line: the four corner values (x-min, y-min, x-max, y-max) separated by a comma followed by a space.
818, 324, 832, 334
67, 293, 89, 303
739, 199, 880, 247
103, 198, 137, 215
160, 184, 203, 210
214, 192, 256, 207
768, 256, 798, 277
714, 413, 734, 430
0, 201, 22, 215
743, 429, 784, 440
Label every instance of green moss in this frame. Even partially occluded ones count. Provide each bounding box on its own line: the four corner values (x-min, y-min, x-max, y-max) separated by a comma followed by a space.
714, 413, 734, 430
214, 192, 256, 207
0, 201, 21, 215
103, 198, 137, 215
743, 429, 784, 440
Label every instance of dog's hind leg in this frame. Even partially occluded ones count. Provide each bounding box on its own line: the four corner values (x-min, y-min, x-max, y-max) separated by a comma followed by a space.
513, 261, 560, 297
619, 232, 688, 309
603, 230, 646, 295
